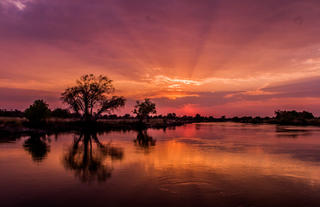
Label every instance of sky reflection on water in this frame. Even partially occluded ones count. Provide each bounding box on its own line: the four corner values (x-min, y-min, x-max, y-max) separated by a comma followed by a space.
1, 123, 320, 207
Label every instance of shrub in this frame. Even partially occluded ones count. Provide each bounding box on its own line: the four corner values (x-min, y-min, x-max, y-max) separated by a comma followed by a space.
24, 100, 51, 124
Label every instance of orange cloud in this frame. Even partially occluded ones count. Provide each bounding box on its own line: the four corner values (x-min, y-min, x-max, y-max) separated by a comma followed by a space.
1, 0, 320, 115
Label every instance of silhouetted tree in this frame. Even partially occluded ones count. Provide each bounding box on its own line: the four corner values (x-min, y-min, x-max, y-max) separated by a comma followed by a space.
123, 113, 131, 119
63, 131, 123, 183
51, 108, 71, 118
24, 100, 51, 124
194, 113, 203, 121
167, 113, 177, 119
61, 74, 125, 122
275, 110, 314, 124
301, 111, 314, 119
133, 98, 156, 123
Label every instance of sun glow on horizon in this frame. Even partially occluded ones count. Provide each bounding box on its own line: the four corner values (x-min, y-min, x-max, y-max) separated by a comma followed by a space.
1, 0, 320, 115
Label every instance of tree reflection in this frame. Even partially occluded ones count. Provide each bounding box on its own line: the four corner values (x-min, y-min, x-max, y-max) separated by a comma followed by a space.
276, 126, 311, 138
63, 131, 123, 183
134, 130, 156, 152
23, 134, 50, 162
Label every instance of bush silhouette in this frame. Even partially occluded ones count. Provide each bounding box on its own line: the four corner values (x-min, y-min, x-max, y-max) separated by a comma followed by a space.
51, 108, 71, 118
275, 110, 314, 123
24, 100, 51, 124
133, 98, 156, 123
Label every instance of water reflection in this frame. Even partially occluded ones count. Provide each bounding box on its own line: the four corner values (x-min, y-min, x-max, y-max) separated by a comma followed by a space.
134, 130, 156, 152
276, 126, 312, 138
0, 134, 22, 143
23, 134, 51, 162
63, 131, 123, 183
2, 123, 320, 207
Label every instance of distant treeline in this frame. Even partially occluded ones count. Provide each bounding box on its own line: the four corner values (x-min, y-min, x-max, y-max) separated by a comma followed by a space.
0, 108, 80, 118
226, 110, 318, 125
2, 75, 318, 127
1, 108, 318, 125
0, 109, 24, 117
0, 108, 214, 120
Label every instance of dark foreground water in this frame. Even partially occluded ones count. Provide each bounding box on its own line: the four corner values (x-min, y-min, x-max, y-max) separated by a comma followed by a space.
1, 123, 320, 207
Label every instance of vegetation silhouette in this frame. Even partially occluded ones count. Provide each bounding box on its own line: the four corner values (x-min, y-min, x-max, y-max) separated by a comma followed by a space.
23, 134, 51, 162
51, 108, 74, 118
0, 109, 24, 117
134, 130, 156, 153
61, 74, 125, 122
2, 74, 320, 136
63, 130, 124, 183
133, 98, 156, 124
24, 100, 51, 126
275, 110, 314, 124
166, 113, 177, 119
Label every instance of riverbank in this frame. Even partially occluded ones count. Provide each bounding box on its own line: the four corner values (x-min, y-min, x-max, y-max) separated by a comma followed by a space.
229, 117, 320, 126
2, 116, 320, 138
0, 117, 191, 138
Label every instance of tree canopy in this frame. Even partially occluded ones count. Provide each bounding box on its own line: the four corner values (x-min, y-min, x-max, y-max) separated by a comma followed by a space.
61, 74, 125, 121
24, 99, 51, 124
275, 110, 314, 123
133, 98, 156, 122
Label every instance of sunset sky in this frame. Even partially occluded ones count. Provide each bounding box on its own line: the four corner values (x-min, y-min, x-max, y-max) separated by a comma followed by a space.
1, 0, 320, 116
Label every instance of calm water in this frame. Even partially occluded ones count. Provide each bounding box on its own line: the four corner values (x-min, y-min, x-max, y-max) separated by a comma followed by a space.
1, 123, 320, 207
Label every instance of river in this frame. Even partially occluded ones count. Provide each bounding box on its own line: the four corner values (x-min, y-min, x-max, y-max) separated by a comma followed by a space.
1, 122, 320, 207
